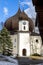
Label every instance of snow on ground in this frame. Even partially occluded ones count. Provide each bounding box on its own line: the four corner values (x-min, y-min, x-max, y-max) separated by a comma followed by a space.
0, 61, 18, 65
0, 55, 18, 65
4, 56, 18, 64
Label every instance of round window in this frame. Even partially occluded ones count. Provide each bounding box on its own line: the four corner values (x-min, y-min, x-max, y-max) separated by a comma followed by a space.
23, 22, 26, 25
36, 39, 38, 43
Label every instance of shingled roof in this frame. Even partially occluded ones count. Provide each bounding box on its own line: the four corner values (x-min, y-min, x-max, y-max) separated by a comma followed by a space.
31, 32, 40, 36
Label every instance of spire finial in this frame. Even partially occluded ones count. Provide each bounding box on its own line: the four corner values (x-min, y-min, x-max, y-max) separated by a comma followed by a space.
18, 0, 20, 8
21, 2, 24, 12
22, 3, 24, 12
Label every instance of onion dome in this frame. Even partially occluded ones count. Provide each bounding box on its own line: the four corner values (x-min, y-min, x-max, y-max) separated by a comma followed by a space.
4, 8, 34, 33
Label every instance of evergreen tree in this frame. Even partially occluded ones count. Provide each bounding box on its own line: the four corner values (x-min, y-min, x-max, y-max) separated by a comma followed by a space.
0, 27, 13, 56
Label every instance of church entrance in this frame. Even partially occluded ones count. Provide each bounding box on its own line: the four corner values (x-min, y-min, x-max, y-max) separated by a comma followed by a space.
22, 49, 26, 56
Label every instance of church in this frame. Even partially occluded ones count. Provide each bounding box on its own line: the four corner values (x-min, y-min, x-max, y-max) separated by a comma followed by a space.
4, 8, 42, 57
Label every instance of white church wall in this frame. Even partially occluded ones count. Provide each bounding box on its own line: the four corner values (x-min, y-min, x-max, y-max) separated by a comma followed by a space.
10, 34, 18, 56
41, 46, 43, 56
30, 36, 42, 55
18, 33, 30, 57
19, 20, 29, 31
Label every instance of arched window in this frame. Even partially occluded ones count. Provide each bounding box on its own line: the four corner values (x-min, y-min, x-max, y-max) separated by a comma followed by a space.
14, 39, 16, 47
24, 26, 25, 30
15, 39, 16, 42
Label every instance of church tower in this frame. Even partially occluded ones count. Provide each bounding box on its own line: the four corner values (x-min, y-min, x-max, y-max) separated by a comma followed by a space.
17, 8, 33, 56
18, 19, 30, 57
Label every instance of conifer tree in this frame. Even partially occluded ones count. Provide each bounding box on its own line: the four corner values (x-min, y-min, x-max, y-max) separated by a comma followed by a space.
0, 27, 13, 56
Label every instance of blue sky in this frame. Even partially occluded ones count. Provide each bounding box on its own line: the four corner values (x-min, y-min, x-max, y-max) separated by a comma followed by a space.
0, 0, 36, 30
0, 0, 31, 23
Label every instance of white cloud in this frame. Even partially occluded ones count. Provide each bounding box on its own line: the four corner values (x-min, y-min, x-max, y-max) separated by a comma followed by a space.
21, 2, 31, 6
3, 7, 8, 15
21, 1, 36, 18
